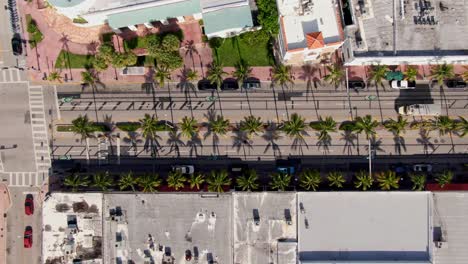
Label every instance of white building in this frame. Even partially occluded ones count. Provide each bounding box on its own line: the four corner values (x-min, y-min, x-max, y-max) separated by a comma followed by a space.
276, 0, 345, 65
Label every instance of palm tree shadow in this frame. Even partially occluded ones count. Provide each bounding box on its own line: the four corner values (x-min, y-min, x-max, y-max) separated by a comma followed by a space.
365, 137, 385, 155
299, 64, 319, 118
101, 114, 116, 155
166, 131, 185, 157
184, 40, 199, 69
340, 131, 357, 155
374, 83, 385, 122
262, 121, 282, 158
203, 109, 220, 155
143, 134, 162, 157
393, 135, 407, 155
290, 131, 309, 155
316, 134, 331, 154
187, 133, 202, 157
416, 129, 435, 155
123, 131, 142, 156
231, 126, 253, 159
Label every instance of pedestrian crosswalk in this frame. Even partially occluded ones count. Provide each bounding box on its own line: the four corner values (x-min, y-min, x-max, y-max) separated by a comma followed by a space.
5, 171, 45, 187
0, 68, 25, 83
28, 85, 51, 174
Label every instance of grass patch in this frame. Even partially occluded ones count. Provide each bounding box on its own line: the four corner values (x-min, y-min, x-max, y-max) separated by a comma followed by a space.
116, 122, 140, 132
26, 14, 43, 48
213, 31, 274, 66
55, 50, 95, 69
72, 16, 88, 24
56, 124, 109, 133
56, 125, 74, 132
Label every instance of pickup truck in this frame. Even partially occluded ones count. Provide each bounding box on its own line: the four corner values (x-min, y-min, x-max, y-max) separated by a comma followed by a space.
398, 104, 441, 116
391, 80, 416, 89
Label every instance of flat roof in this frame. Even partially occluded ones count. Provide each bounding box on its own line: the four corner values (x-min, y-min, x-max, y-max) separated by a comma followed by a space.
298, 192, 431, 262
278, 0, 340, 50
203, 5, 253, 35
350, 0, 468, 56
233, 192, 297, 264
103, 193, 232, 264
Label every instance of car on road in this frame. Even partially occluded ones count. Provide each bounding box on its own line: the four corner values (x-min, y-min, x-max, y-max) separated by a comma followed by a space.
398, 104, 441, 116
221, 79, 239, 90
25, 194, 34, 215
348, 80, 366, 90
413, 164, 432, 173
391, 80, 416, 89
229, 164, 248, 176
242, 79, 261, 89
24, 226, 33, 248
172, 165, 195, 175
197, 79, 217, 90
445, 79, 467, 89
11, 33, 22, 56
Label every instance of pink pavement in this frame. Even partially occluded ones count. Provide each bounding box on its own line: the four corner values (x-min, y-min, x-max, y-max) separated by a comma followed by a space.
0, 183, 11, 264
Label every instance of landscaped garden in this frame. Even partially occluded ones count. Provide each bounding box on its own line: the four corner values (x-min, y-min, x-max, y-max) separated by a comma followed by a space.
26, 14, 43, 48
55, 50, 96, 69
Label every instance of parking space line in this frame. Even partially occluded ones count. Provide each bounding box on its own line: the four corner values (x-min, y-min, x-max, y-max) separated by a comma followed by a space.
2, 70, 6, 81
8, 69, 13, 81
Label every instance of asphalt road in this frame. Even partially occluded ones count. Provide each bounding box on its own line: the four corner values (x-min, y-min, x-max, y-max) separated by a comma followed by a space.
6, 187, 42, 264
0, 0, 26, 68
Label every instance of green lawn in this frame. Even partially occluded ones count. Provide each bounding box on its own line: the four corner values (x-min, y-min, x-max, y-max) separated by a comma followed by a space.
213, 33, 274, 66
55, 50, 95, 69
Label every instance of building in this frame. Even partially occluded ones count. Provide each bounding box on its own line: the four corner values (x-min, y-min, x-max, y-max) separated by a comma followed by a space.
48, 0, 254, 38
298, 192, 433, 264
342, 0, 468, 65
276, 0, 345, 65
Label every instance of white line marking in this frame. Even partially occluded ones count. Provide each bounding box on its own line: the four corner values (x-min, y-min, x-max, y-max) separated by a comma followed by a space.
53, 85, 61, 120
16, 69, 20, 81
8, 69, 13, 81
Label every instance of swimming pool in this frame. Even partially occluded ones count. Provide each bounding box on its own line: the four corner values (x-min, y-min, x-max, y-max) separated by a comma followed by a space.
47, 0, 87, 8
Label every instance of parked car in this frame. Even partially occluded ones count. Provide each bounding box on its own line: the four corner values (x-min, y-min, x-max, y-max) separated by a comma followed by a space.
445, 79, 467, 89
24, 226, 32, 248
391, 80, 416, 89
242, 80, 261, 89
348, 80, 366, 90
197, 79, 216, 90
221, 79, 239, 90
185, 250, 192, 261
172, 165, 195, 175
413, 164, 433, 173
11, 33, 22, 56
24, 194, 34, 215
229, 164, 248, 177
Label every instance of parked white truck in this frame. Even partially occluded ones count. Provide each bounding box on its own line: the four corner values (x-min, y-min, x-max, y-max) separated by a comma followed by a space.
398, 104, 441, 116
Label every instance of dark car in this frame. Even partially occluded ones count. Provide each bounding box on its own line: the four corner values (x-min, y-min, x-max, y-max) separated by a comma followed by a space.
221, 79, 239, 90
229, 164, 248, 177
24, 226, 33, 248
197, 79, 217, 90
348, 80, 366, 90
25, 194, 34, 215
11, 33, 22, 56
446, 79, 466, 88
242, 78, 261, 89
185, 250, 192, 261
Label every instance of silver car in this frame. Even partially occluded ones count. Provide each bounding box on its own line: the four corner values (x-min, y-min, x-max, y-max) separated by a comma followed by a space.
172, 165, 195, 175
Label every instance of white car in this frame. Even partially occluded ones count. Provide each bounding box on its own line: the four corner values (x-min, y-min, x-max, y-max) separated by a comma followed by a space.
413, 164, 432, 173
172, 165, 195, 175
391, 80, 416, 89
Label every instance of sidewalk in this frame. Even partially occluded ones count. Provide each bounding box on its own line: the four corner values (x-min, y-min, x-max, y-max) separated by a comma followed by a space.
0, 183, 11, 264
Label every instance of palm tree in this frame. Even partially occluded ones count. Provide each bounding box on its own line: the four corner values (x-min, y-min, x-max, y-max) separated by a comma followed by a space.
240, 115, 263, 137
186, 68, 198, 83
376, 171, 400, 190
456, 116, 468, 137
207, 61, 227, 90
64, 174, 89, 192
236, 169, 259, 191
310, 116, 337, 141
384, 115, 408, 136
137, 173, 162, 192
327, 171, 345, 188
81, 71, 96, 87
139, 114, 160, 156
180, 116, 198, 139
410, 174, 426, 191
118, 171, 137, 191
48, 71, 63, 83
270, 173, 292, 191
209, 115, 230, 135
272, 64, 293, 87
462, 66, 468, 81
354, 171, 373, 191
233, 59, 252, 86
430, 64, 454, 85
436, 171, 453, 188
369, 65, 388, 86
404, 66, 418, 81
431, 116, 455, 136
71, 115, 94, 162
166, 170, 186, 191
324, 64, 344, 88
282, 113, 306, 139
207, 170, 231, 192
92, 171, 113, 191
188, 173, 205, 190
299, 169, 321, 191
354, 115, 379, 139
155, 66, 171, 88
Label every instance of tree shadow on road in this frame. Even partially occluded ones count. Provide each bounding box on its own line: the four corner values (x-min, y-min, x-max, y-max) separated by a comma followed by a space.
416, 128, 435, 155
262, 121, 282, 158
231, 126, 253, 159
166, 130, 185, 157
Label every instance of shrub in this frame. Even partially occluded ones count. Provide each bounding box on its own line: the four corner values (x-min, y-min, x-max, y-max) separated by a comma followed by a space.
209, 37, 223, 49
26, 15, 43, 48
116, 122, 141, 132
256, 0, 279, 35
72, 16, 88, 24
198, 19, 204, 26
201, 35, 208, 43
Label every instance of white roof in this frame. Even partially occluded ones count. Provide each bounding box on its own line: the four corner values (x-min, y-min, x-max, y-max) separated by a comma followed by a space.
298, 192, 432, 262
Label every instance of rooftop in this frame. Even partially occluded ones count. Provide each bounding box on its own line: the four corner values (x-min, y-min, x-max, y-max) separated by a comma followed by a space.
233, 192, 297, 264
42, 193, 103, 264
349, 0, 468, 56
278, 0, 341, 50
103, 193, 232, 264
298, 192, 432, 262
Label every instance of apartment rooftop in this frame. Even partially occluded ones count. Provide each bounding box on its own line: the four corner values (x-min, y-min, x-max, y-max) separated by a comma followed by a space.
348, 0, 468, 57
298, 192, 432, 263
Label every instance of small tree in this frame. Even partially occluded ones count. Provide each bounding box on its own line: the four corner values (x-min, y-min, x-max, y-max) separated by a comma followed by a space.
431, 116, 455, 136
180, 116, 198, 139
240, 116, 263, 137
188, 173, 205, 190
282, 113, 306, 139
456, 116, 468, 137
404, 66, 418, 81
64, 174, 90, 192
209, 115, 230, 135
327, 171, 345, 188
410, 174, 426, 191
166, 170, 186, 191
236, 169, 259, 191
354, 115, 379, 139
299, 169, 321, 191
155, 66, 171, 88
207, 61, 227, 90
436, 171, 453, 188
92, 171, 113, 191
272, 64, 293, 88
71, 115, 94, 162
324, 64, 344, 88
310, 116, 337, 141
354, 171, 373, 191
384, 115, 408, 136
430, 64, 454, 85
118, 171, 137, 191
376, 171, 400, 190
270, 173, 292, 191
233, 59, 252, 86
369, 65, 389, 86
47, 71, 62, 83
137, 173, 162, 192
207, 170, 231, 192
